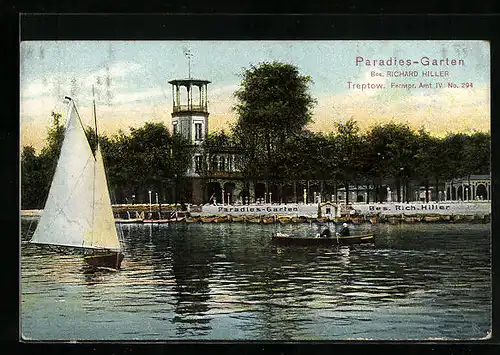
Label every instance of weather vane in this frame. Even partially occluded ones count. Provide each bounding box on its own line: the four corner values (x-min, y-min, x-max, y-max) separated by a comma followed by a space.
184, 49, 193, 79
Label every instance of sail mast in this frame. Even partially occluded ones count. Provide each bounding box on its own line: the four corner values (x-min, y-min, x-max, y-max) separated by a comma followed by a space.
91, 86, 97, 249
92, 85, 98, 151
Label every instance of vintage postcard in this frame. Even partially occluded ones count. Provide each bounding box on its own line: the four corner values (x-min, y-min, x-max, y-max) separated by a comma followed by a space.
20, 39, 491, 341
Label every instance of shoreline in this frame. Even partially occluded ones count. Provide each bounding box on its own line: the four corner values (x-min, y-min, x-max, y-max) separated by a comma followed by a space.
20, 209, 490, 225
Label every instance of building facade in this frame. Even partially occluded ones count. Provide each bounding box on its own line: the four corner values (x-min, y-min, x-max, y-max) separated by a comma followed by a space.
169, 77, 247, 205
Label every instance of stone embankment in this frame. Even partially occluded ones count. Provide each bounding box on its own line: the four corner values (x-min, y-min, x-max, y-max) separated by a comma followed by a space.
21, 203, 490, 224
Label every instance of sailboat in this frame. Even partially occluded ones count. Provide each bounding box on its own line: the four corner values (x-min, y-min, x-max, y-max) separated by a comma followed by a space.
29, 96, 124, 270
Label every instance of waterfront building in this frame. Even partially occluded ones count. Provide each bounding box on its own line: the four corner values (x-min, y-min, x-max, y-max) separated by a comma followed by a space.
444, 175, 490, 201
168, 74, 490, 206
169, 77, 245, 204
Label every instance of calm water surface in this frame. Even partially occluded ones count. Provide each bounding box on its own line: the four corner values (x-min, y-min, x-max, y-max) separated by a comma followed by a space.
20, 220, 491, 340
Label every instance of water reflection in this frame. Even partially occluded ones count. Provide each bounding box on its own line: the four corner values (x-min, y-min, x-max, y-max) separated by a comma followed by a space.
168, 225, 213, 337
20, 219, 491, 340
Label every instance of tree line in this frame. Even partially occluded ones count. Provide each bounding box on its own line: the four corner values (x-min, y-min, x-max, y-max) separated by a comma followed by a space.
21, 61, 490, 208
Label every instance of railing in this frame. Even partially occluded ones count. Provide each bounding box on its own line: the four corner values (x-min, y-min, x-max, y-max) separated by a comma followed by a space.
173, 104, 207, 112
205, 171, 242, 178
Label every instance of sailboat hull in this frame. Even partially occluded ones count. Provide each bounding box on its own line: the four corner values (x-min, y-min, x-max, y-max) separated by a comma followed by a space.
84, 252, 124, 270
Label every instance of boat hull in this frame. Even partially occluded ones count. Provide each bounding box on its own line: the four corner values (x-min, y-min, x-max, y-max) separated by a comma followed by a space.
84, 251, 124, 270
271, 233, 375, 246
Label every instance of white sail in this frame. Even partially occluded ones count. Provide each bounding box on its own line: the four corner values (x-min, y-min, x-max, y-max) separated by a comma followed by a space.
83, 146, 121, 251
31, 102, 95, 248
30, 101, 121, 251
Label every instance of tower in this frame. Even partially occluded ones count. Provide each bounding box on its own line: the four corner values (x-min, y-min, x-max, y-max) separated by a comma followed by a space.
168, 78, 210, 204
169, 79, 210, 174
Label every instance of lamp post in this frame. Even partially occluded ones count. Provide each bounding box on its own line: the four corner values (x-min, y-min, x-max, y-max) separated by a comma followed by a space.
377, 152, 385, 202
269, 192, 272, 204
399, 167, 404, 203
155, 192, 159, 205
264, 192, 267, 204
132, 194, 135, 205
148, 190, 152, 212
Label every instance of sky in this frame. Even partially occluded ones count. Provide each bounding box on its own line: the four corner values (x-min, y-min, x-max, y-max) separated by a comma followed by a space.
20, 40, 490, 152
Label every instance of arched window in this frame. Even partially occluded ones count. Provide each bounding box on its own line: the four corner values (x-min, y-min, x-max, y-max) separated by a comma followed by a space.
211, 155, 218, 171
219, 156, 226, 171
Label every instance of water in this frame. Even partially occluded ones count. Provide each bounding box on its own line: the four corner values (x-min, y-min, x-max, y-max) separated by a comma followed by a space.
20, 220, 491, 340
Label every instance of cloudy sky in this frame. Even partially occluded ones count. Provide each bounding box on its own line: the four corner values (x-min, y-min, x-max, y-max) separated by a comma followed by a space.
20, 40, 490, 152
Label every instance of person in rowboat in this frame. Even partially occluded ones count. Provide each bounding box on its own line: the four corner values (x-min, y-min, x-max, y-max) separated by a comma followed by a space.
320, 226, 331, 238
336, 223, 350, 236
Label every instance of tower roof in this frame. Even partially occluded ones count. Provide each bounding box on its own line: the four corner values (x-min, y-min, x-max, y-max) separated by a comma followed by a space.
168, 79, 211, 86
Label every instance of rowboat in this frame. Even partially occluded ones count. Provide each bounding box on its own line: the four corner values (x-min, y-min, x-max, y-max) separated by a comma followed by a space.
143, 217, 185, 224
231, 215, 246, 222
214, 216, 230, 223
277, 216, 292, 224
291, 216, 307, 223
115, 218, 144, 224
185, 216, 201, 223
350, 217, 362, 224
246, 216, 261, 223
271, 233, 375, 246
261, 216, 275, 224
403, 217, 421, 223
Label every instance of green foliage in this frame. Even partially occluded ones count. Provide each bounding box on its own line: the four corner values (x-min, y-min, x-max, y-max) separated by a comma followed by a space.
232, 61, 316, 183
22, 111, 66, 209
21, 114, 195, 207
21, 146, 45, 209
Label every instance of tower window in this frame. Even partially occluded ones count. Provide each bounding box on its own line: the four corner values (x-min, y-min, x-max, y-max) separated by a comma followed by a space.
195, 123, 203, 141
173, 123, 178, 134
195, 155, 203, 173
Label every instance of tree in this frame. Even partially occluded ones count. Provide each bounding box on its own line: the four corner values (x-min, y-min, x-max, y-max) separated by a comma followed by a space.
24, 111, 66, 208
21, 146, 44, 209
365, 123, 419, 203
415, 128, 444, 202
233, 61, 316, 199
334, 119, 363, 204
463, 132, 490, 176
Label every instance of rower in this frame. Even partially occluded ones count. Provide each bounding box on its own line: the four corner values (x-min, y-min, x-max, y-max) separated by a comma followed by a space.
336, 223, 350, 236
320, 226, 331, 238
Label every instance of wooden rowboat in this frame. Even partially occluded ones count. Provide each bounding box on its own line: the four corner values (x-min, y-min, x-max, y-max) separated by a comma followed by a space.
350, 217, 362, 224
271, 233, 375, 246
185, 216, 201, 223
214, 216, 230, 223
143, 217, 185, 223
115, 218, 144, 224
231, 215, 246, 222
246, 217, 262, 223
261, 216, 275, 224
277, 216, 292, 224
